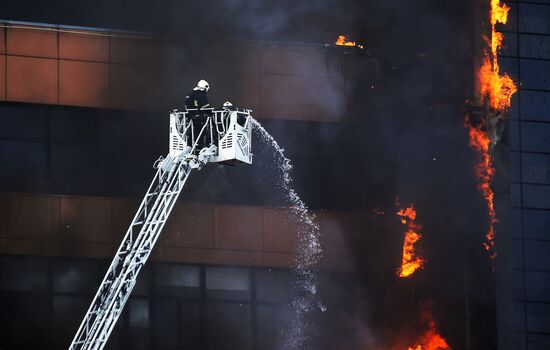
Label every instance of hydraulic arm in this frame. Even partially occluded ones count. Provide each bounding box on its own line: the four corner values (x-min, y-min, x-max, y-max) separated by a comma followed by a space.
69, 108, 252, 350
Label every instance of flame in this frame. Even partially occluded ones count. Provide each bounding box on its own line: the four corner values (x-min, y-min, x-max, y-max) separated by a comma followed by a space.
405, 317, 451, 350
335, 35, 364, 49
389, 306, 452, 350
396, 204, 424, 277
465, 117, 497, 257
478, 56, 517, 111
467, 0, 516, 260
490, 0, 510, 59
478, 0, 517, 110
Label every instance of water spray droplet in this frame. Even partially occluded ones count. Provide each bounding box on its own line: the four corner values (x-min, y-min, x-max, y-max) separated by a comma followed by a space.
252, 118, 323, 349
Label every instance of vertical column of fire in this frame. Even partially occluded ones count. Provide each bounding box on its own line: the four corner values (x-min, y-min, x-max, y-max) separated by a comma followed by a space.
392, 205, 451, 349
465, 0, 517, 259
479, 0, 517, 111
396, 204, 425, 278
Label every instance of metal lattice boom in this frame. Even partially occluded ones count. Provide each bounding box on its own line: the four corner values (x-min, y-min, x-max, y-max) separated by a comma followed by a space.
69, 108, 253, 350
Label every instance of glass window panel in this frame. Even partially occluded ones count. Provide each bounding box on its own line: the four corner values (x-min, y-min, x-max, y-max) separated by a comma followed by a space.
107, 306, 130, 350
501, 3, 517, 32
0, 141, 48, 192
0, 104, 45, 140
121, 0, 149, 30
498, 57, 518, 83
507, 93, 519, 121
41, 0, 82, 25
1, 293, 50, 348
524, 209, 550, 240
206, 303, 251, 350
50, 144, 100, 195
127, 327, 151, 350
520, 34, 550, 60
528, 334, 550, 349
107, 317, 125, 350
257, 304, 291, 350
53, 295, 89, 325
521, 153, 550, 185
523, 184, 550, 210
206, 267, 250, 300
53, 295, 90, 344
317, 272, 354, 309
53, 260, 98, 294
0, 256, 47, 292
525, 240, 550, 271
521, 59, 550, 91
133, 264, 152, 297
129, 298, 150, 328
526, 271, 550, 302
256, 269, 291, 303
519, 4, 550, 34
500, 32, 517, 57
508, 120, 520, 151
526, 302, 550, 335
510, 152, 521, 183
521, 122, 550, 153
50, 108, 97, 145
156, 264, 200, 298
99, 110, 163, 197
155, 299, 179, 349
521, 90, 550, 122
81, 0, 125, 29
180, 302, 201, 349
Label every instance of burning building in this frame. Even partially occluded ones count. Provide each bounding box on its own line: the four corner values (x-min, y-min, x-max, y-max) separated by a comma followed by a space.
0, 1, 548, 350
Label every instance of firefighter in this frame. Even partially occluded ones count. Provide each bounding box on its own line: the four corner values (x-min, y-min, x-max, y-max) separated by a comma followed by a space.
222, 101, 235, 110
185, 79, 210, 110
185, 80, 211, 150
217, 101, 235, 137
223, 101, 246, 126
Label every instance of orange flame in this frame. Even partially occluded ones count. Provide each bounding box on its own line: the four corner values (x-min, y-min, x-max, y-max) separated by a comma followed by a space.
405, 316, 451, 350
335, 35, 364, 49
478, 56, 517, 111
396, 204, 424, 277
478, 0, 517, 110
465, 117, 497, 257
468, 0, 515, 260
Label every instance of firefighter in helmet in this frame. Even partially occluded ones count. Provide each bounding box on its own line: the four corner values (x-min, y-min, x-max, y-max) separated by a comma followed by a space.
222, 100, 246, 126
185, 79, 211, 150
185, 79, 210, 110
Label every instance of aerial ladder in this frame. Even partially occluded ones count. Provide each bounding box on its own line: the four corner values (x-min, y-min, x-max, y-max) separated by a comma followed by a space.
69, 107, 253, 350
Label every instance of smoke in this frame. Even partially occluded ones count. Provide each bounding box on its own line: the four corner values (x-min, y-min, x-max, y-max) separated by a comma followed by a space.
152, 0, 496, 348
155, 0, 355, 42
0, 0, 499, 348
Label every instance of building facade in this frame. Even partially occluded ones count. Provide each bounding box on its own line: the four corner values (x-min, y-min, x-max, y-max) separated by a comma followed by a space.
498, 2, 550, 349
2, 1, 549, 349
0, 19, 366, 350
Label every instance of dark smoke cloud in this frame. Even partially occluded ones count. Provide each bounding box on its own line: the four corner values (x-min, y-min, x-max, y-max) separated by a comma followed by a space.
158, 0, 355, 42
152, 1, 496, 348
0, 0, 498, 348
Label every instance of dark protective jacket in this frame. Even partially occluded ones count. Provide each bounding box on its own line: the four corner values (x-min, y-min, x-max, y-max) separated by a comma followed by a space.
185, 89, 210, 110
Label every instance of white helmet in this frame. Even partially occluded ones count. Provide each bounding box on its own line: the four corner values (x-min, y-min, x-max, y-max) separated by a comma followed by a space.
223, 101, 233, 108
197, 79, 210, 92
